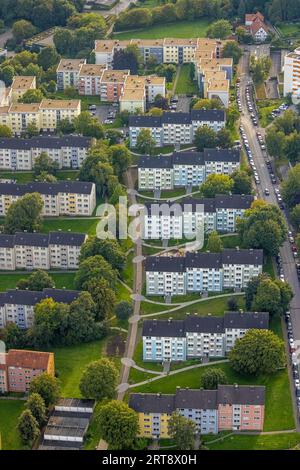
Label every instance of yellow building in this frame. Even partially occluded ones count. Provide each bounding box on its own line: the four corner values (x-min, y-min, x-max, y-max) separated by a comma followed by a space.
10, 76, 36, 103
39, 99, 81, 132
129, 393, 174, 438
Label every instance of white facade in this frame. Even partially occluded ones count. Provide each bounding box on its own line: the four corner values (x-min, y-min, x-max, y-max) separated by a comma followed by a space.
284, 48, 300, 98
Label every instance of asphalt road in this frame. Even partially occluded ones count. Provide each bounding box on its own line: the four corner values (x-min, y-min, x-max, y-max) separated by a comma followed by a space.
240, 51, 300, 342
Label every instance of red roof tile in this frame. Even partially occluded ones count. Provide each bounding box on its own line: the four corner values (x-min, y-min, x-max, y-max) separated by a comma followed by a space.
6, 349, 52, 370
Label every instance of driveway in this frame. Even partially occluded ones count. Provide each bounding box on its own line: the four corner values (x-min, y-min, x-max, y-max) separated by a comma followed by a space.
177, 96, 191, 112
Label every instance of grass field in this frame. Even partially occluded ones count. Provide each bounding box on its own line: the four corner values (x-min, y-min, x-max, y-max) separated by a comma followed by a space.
206, 432, 300, 450
113, 19, 210, 40
0, 170, 79, 183
0, 272, 76, 291
175, 64, 199, 95
0, 400, 26, 450
277, 22, 300, 38
41, 218, 98, 236
255, 82, 267, 100
257, 99, 284, 128
130, 360, 294, 432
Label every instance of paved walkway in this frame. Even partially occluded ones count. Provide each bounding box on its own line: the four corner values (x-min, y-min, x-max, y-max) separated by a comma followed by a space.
135, 189, 202, 202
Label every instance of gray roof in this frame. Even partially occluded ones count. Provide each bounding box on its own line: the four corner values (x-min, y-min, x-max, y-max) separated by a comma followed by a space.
172, 151, 204, 166
0, 234, 15, 248
143, 319, 185, 338
185, 315, 224, 334
162, 112, 191, 125
14, 232, 49, 247
0, 231, 86, 248
224, 311, 269, 330
129, 393, 175, 414
0, 181, 94, 196
48, 232, 86, 246
204, 148, 240, 163
129, 115, 162, 128
191, 109, 225, 122
2, 288, 79, 306
221, 249, 263, 266
185, 252, 222, 269
217, 384, 265, 406
55, 398, 95, 410
175, 389, 218, 410
145, 256, 186, 273
139, 154, 171, 169
0, 136, 91, 150
215, 194, 254, 210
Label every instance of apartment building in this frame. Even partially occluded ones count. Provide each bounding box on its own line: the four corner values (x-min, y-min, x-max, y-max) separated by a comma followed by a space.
142, 194, 254, 239
0, 231, 87, 271
0, 136, 92, 170
0, 288, 79, 329
10, 76, 36, 103
129, 384, 265, 436
120, 87, 146, 114
145, 249, 263, 296
78, 64, 107, 96
138, 148, 240, 191
142, 311, 269, 362
0, 181, 96, 216
129, 109, 226, 148
0, 99, 81, 135
0, 349, 54, 393
99, 69, 129, 102
283, 47, 300, 98
56, 58, 87, 91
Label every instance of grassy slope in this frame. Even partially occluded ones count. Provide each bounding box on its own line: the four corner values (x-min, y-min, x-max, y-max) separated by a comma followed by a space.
0, 272, 76, 291
175, 64, 199, 95
0, 400, 26, 450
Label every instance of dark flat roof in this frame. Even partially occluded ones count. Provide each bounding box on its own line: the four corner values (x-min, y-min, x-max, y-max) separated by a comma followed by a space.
0, 181, 94, 196
172, 151, 204, 166
175, 388, 218, 410
2, 288, 79, 306
143, 319, 185, 337
0, 231, 86, 248
217, 384, 265, 406
0, 136, 91, 150
221, 249, 263, 266
191, 109, 225, 122
129, 393, 175, 414
14, 232, 49, 247
204, 148, 240, 163
0, 234, 15, 248
185, 252, 222, 269
224, 311, 269, 330
185, 315, 224, 334
130, 110, 225, 128
215, 194, 254, 210
48, 232, 86, 246
139, 154, 171, 169
145, 256, 186, 273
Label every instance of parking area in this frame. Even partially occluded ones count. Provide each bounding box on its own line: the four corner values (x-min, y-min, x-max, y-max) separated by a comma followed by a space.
91, 103, 119, 124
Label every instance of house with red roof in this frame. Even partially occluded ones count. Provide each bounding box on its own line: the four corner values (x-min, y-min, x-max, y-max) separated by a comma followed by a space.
245, 12, 269, 42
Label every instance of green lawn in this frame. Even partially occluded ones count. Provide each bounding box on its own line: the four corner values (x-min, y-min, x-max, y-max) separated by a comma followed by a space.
257, 99, 284, 128
278, 22, 300, 38
122, 251, 134, 287
130, 361, 294, 431
133, 339, 163, 372
113, 19, 210, 40
175, 64, 199, 95
206, 432, 300, 450
0, 400, 26, 450
0, 170, 79, 183
0, 272, 76, 291
41, 218, 98, 236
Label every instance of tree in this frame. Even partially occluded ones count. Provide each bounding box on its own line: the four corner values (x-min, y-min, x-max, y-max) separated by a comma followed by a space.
74, 112, 104, 139
192, 98, 223, 110
113, 45, 141, 74
281, 163, 300, 208
110, 144, 132, 178
84, 278, 116, 321
75, 255, 118, 290
194, 126, 217, 152
4, 193, 44, 234
227, 296, 238, 311
222, 41, 243, 65
207, 20, 232, 39
250, 55, 272, 84
136, 128, 156, 155
25, 393, 46, 427
207, 230, 223, 252
12, 19, 36, 43
26, 122, 40, 137
200, 368, 228, 389
33, 151, 58, 176
115, 8, 152, 32
0, 64, 15, 86
229, 329, 285, 375
20, 89, 44, 103
29, 373, 61, 408
37, 46, 60, 71
155, 63, 177, 82
153, 94, 169, 110
57, 117, 75, 134
79, 144, 115, 197
115, 301, 133, 321
16, 269, 55, 291
79, 358, 118, 401
168, 413, 197, 450
231, 170, 252, 195
237, 201, 287, 256
18, 410, 39, 445
291, 204, 300, 230
216, 128, 234, 149
32, 297, 69, 347
2, 322, 29, 350
266, 127, 286, 159
200, 174, 234, 198
79, 237, 126, 271
0, 124, 12, 137
285, 131, 300, 164
97, 401, 138, 449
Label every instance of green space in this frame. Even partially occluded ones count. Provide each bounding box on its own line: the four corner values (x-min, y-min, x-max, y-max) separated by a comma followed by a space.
255, 82, 267, 100
175, 64, 199, 95
52, 91, 100, 111
115, 280, 132, 303
130, 361, 294, 431
140, 300, 175, 315
277, 22, 300, 38
113, 19, 210, 40
53, 333, 124, 398
0, 272, 76, 291
257, 99, 284, 128
0, 170, 79, 183
0, 400, 26, 450
122, 251, 134, 287
41, 218, 98, 236
133, 340, 163, 372
206, 432, 300, 450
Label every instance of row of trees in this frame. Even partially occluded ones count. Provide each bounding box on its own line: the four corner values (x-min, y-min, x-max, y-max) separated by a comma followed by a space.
199, 171, 253, 197
266, 110, 300, 164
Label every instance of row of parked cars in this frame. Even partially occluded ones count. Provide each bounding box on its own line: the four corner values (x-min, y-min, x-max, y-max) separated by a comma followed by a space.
271, 102, 289, 119
285, 310, 300, 415
239, 124, 260, 185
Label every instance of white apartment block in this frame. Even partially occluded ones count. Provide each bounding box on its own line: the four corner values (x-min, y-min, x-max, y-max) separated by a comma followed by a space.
0, 136, 92, 170
284, 48, 300, 98
142, 195, 254, 239
0, 288, 79, 329
138, 148, 240, 191
56, 59, 87, 91
0, 232, 87, 271
0, 99, 81, 135
142, 312, 269, 361
145, 249, 263, 296
129, 110, 226, 148
0, 181, 96, 217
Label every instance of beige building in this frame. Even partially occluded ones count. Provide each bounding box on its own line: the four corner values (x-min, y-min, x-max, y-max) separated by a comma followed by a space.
56, 58, 86, 91
119, 87, 146, 113
10, 76, 36, 103
78, 64, 106, 95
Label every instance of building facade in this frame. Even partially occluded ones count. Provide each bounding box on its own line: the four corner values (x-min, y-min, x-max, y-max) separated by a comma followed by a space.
130, 110, 226, 148
0, 349, 54, 393
138, 148, 239, 191
0, 181, 96, 216
145, 249, 263, 296
0, 288, 79, 329
283, 47, 300, 98
142, 311, 269, 362
0, 231, 87, 271
129, 384, 265, 436
0, 136, 93, 170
